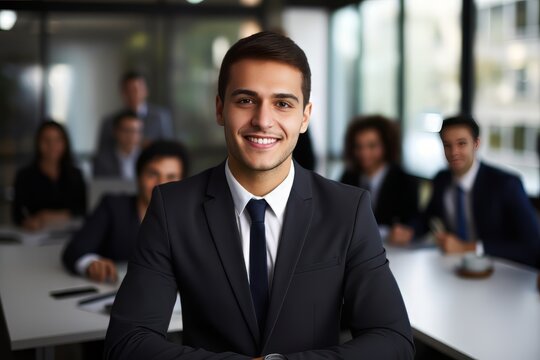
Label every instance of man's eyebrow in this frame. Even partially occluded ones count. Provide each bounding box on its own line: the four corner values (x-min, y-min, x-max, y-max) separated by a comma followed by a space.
230, 89, 258, 97
274, 93, 299, 103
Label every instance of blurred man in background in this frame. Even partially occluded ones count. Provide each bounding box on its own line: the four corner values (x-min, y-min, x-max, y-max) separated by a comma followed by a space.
391, 116, 540, 268
97, 71, 174, 154
63, 141, 189, 282
93, 110, 143, 180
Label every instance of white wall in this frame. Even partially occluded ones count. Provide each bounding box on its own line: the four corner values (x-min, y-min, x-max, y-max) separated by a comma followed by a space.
283, 7, 329, 174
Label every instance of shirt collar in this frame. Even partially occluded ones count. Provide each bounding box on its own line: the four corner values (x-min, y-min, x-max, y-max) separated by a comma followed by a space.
137, 103, 148, 118
116, 146, 140, 160
225, 159, 295, 220
362, 164, 389, 188
454, 158, 480, 191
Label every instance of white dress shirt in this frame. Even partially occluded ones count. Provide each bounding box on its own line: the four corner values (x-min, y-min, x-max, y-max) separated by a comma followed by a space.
360, 165, 389, 209
444, 159, 480, 242
225, 160, 295, 288
360, 165, 389, 239
116, 147, 140, 180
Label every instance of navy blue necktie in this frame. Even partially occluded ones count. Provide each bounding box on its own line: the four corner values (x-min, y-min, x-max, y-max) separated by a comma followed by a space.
246, 199, 269, 332
455, 185, 469, 241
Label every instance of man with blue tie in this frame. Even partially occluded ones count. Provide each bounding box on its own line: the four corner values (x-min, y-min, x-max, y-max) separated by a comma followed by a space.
391, 116, 540, 268
105, 32, 414, 359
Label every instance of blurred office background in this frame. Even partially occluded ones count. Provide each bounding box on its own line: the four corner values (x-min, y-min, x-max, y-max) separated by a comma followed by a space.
0, 0, 539, 223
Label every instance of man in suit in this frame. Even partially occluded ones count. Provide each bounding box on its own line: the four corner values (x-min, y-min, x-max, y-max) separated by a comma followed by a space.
97, 71, 174, 153
64, 141, 189, 282
391, 116, 540, 268
105, 31, 414, 360
93, 110, 143, 179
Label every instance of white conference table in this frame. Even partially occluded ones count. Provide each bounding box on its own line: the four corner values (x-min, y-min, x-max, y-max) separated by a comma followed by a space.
0, 244, 182, 360
386, 246, 540, 360
1, 240, 539, 360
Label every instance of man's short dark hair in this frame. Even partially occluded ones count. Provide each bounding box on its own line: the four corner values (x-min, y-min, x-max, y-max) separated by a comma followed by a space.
439, 115, 480, 139
120, 70, 146, 89
217, 31, 311, 107
113, 110, 140, 129
136, 141, 190, 178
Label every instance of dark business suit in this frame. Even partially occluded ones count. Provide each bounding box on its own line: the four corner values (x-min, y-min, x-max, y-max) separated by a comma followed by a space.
340, 165, 419, 226
417, 162, 540, 268
105, 162, 414, 359
97, 104, 173, 153
92, 149, 122, 178
12, 164, 87, 225
62, 194, 140, 273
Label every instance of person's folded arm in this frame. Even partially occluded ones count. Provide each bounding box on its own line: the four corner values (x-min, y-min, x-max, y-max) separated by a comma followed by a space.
284, 191, 415, 360
104, 186, 252, 360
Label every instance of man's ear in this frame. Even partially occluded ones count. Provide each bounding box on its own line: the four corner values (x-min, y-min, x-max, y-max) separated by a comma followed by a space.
300, 102, 312, 134
216, 95, 224, 126
473, 137, 480, 150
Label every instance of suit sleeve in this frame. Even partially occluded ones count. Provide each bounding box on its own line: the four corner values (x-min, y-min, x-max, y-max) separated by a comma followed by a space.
496, 177, 540, 268
62, 196, 112, 273
97, 116, 115, 153
104, 187, 251, 360
400, 175, 419, 224
286, 191, 415, 360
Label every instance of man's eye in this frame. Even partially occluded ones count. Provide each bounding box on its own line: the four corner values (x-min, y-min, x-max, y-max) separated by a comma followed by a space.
238, 98, 254, 105
276, 101, 292, 108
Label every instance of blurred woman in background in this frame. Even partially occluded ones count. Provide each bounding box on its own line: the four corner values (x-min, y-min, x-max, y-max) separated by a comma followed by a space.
12, 120, 87, 231
340, 115, 418, 240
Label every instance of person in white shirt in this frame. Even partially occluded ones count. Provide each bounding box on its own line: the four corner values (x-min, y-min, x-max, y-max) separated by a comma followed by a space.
93, 110, 143, 180
340, 115, 419, 241
64, 141, 189, 282
391, 116, 540, 268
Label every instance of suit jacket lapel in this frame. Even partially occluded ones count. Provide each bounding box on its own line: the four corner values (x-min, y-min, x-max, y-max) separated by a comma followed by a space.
471, 163, 486, 232
203, 163, 260, 346
262, 164, 313, 352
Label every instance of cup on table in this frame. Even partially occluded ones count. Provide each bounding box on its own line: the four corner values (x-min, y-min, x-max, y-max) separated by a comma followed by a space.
461, 253, 493, 273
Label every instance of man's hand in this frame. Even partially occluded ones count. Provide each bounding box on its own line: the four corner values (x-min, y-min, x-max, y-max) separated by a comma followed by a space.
22, 216, 43, 231
435, 232, 476, 254
388, 224, 414, 246
87, 258, 118, 283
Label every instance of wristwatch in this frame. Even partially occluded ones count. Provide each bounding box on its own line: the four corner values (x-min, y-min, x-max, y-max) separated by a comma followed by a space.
264, 354, 286, 360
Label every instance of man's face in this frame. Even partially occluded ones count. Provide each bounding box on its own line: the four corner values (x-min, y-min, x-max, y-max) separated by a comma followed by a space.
441, 125, 479, 177
216, 59, 311, 174
138, 157, 183, 204
122, 78, 148, 110
115, 117, 143, 153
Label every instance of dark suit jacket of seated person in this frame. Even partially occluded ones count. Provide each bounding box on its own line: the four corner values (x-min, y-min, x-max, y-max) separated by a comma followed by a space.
414, 116, 540, 268
105, 32, 414, 360
62, 140, 189, 279
417, 161, 540, 267
12, 120, 86, 228
340, 115, 419, 227
62, 194, 139, 275
97, 70, 174, 153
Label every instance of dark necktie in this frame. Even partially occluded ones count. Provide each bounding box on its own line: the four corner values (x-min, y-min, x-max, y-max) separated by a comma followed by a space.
246, 199, 269, 332
455, 185, 469, 241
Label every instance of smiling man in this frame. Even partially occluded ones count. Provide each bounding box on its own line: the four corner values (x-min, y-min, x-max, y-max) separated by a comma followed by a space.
391, 116, 540, 268
105, 31, 414, 360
